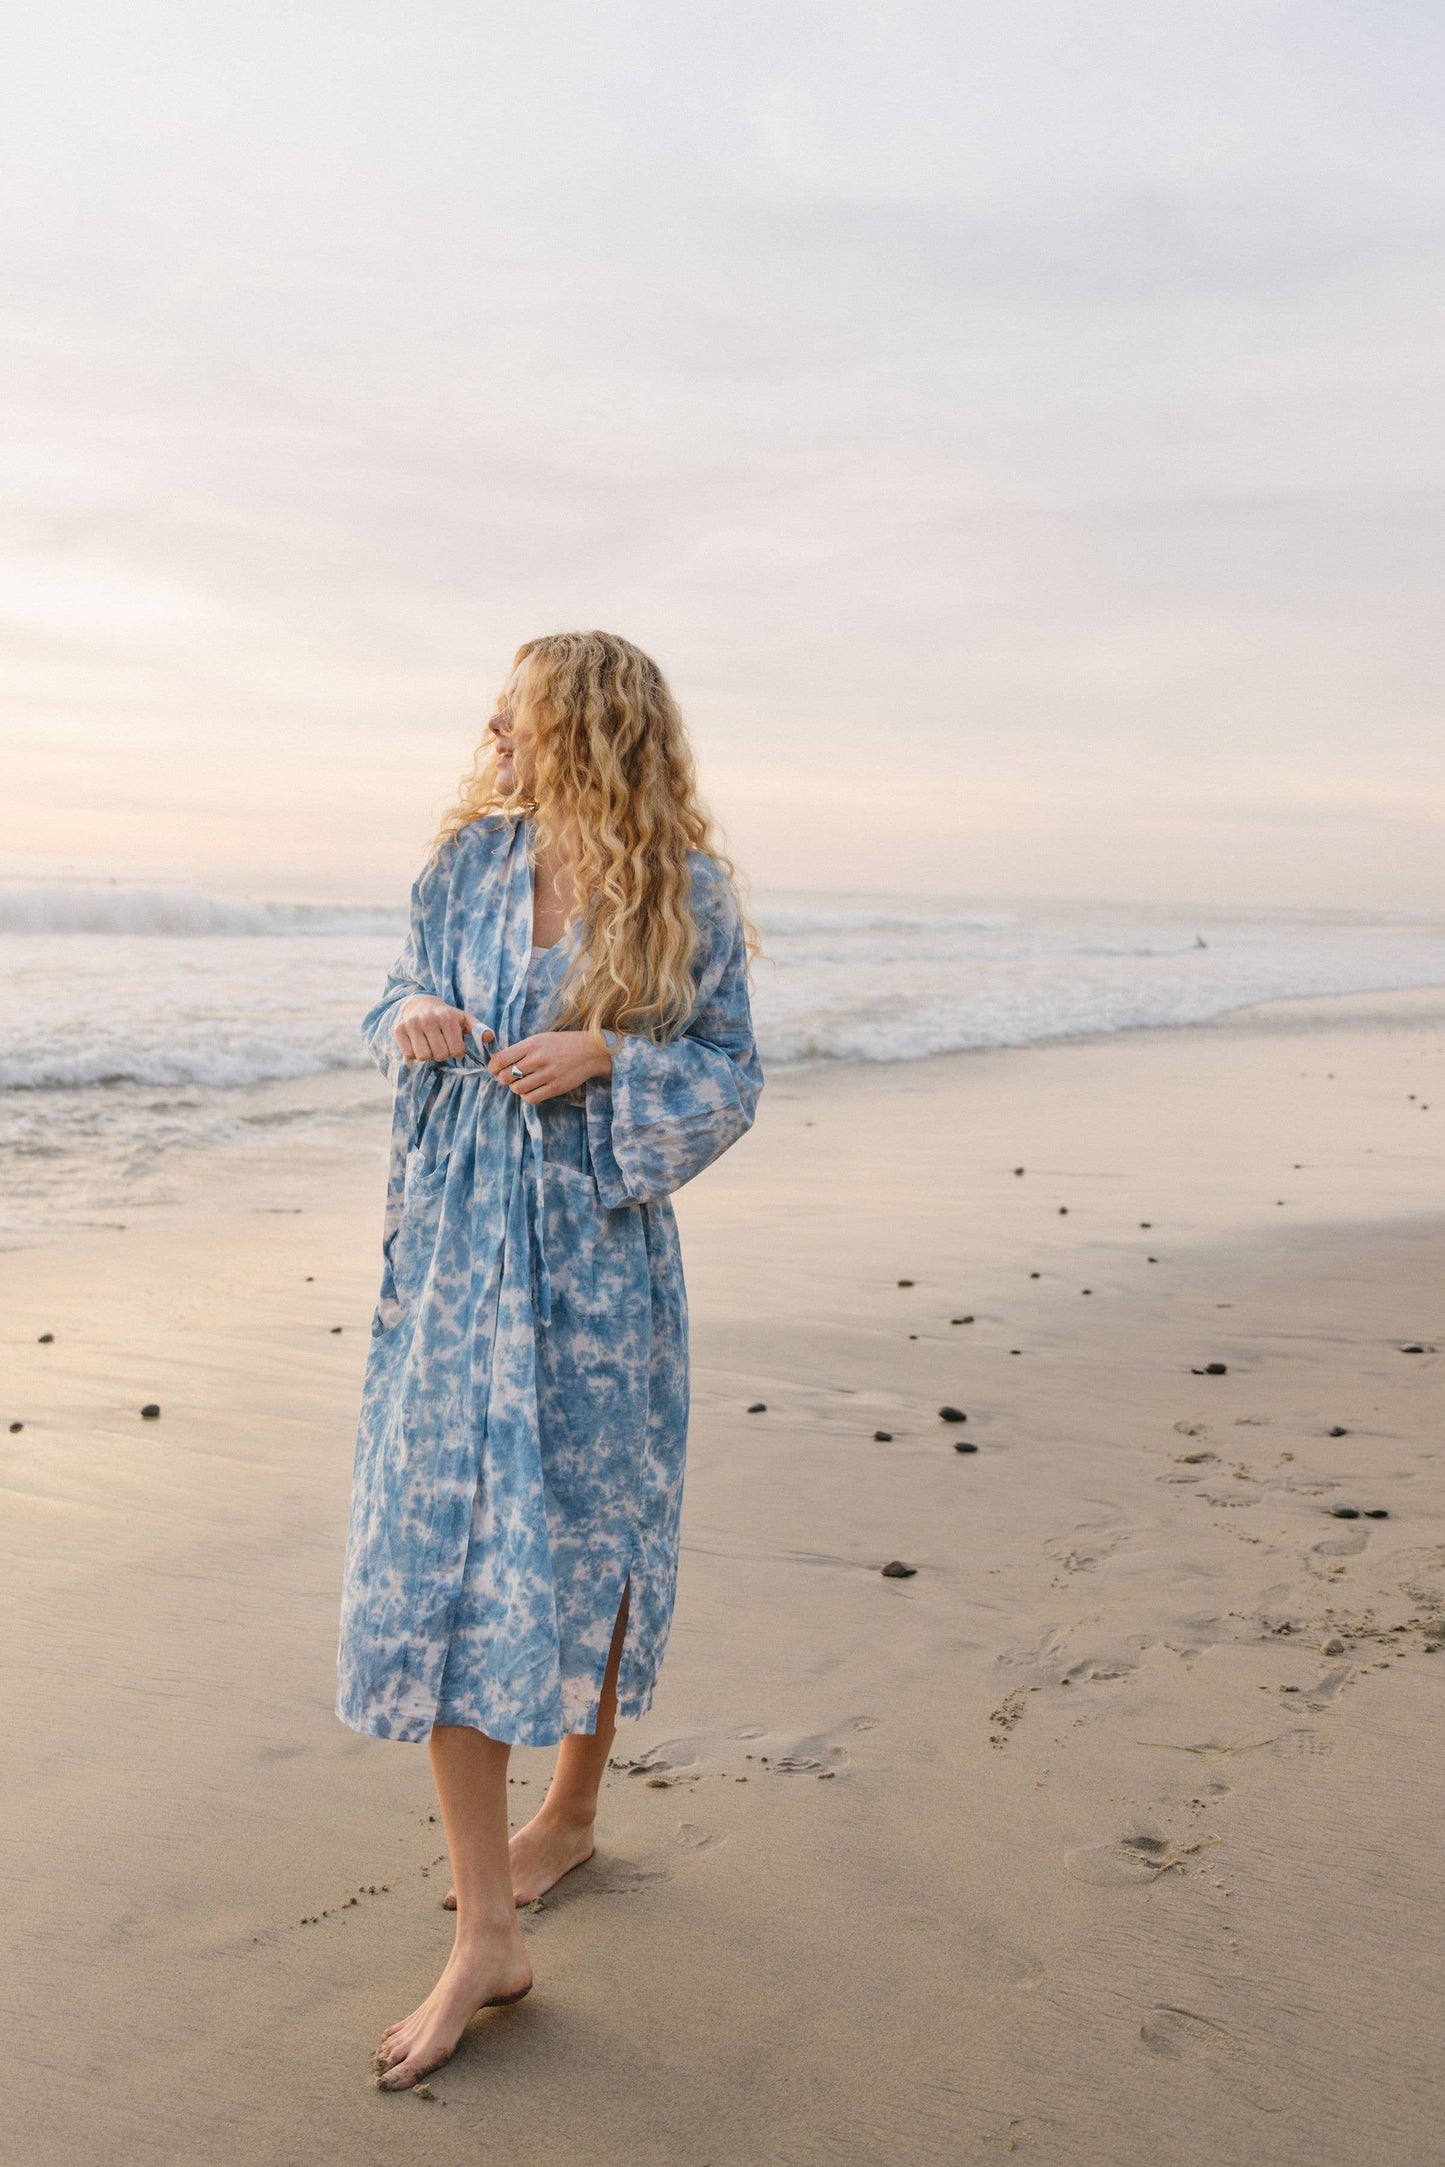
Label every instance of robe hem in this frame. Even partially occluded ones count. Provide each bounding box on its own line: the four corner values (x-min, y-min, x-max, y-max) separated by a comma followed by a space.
335, 1679, 658, 1751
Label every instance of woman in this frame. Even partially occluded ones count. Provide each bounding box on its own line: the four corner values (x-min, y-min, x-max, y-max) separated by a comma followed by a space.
338, 630, 762, 2090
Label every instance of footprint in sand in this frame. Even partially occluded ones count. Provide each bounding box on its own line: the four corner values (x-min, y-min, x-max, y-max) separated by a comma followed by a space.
1140, 2004, 1286, 2111
769, 1733, 850, 1775
1314, 1525, 1369, 1558
583, 1863, 673, 1897
1263, 1728, 1334, 1759
1045, 1527, 1125, 1573
1065, 1821, 1182, 1886
1301, 1664, 1352, 1708
674, 1822, 723, 1850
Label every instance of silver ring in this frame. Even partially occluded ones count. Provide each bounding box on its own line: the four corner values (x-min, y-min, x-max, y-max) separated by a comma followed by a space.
510, 1064, 524, 1080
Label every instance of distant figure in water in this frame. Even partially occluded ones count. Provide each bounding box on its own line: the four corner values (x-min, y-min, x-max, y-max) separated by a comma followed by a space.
338, 631, 762, 2090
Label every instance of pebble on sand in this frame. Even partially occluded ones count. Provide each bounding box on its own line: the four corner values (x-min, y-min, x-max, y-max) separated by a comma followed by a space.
38, 1332, 54, 1344
880, 1559, 917, 1578
746, 1402, 767, 1413
953, 1440, 979, 1454
874, 1429, 893, 1442
1328, 1425, 1349, 1437
1328, 1505, 1359, 1519
1321, 1636, 1346, 1656
8, 1422, 22, 1433
140, 1403, 161, 1419
1400, 1344, 1428, 1354
1191, 1362, 1228, 1375
1013, 1167, 1025, 1175
897, 1278, 914, 1286
329, 1326, 343, 1334
951, 1314, 975, 1324
938, 1405, 967, 1423
1364, 1508, 1390, 1519
1057, 1206, 1068, 1215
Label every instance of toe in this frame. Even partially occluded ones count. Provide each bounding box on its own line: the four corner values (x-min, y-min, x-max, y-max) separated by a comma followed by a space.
442, 1888, 457, 1910
379, 2049, 444, 2093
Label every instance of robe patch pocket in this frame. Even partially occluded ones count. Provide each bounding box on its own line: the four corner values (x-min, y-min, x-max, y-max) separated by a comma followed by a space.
390, 1151, 451, 1307
541, 1160, 606, 1315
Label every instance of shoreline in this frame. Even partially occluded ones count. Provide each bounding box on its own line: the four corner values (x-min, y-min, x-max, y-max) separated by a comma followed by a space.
4, 979, 1445, 1253
3, 983, 1443, 2163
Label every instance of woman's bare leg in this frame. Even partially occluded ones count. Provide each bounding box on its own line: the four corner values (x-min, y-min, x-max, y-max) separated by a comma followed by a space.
444, 1583, 630, 1912
374, 1726, 533, 2090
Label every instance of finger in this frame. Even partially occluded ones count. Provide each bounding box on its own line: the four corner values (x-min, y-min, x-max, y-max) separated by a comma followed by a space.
463, 1016, 493, 1047
441, 1012, 465, 1060
423, 1022, 453, 1063
488, 1041, 528, 1076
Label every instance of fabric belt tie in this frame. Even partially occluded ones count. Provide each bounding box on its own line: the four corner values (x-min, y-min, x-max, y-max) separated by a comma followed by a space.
400, 1030, 553, 1327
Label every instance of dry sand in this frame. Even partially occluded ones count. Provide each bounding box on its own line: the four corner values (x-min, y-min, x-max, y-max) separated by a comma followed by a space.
3, 989, 1444, 2165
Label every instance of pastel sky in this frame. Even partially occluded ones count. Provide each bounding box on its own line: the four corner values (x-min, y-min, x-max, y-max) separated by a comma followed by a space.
3, 1, 1443, 905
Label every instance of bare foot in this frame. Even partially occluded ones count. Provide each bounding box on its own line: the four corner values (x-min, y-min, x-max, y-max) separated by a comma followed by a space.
443, 1809, 596, 1911
373, 1927, 532, 2091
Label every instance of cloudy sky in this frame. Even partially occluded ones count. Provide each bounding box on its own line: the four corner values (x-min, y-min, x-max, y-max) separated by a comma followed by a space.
3, 1, 1442, 904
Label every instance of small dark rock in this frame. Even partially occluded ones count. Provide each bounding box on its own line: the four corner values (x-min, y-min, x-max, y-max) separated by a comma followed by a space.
873, 1430, 893, 1442
305, 1275, 314, 1282
1013, 1166, 1025, 1176
1328, 1505, 1359, 1519
1057, 1206, 1068, 1215
1328, 1425, 1349, 1437
1139, 1222, 1152, 1229
38, 1333, 54, 1344
897, 1278, 914, 1287
953, 1440, 978, 1454
1147, 1256, 1158, 1264
951, 1314, 975, 1324
746, 1402, 767, 1414
1191, 1363, 1228, 1376
140, 1403, 161, 1419
1029, 1271, 1040, 1279
880, 1559, 916, 1578
329, 1326, 343, 1334
938, 1405, 967, 1423
1364, 1508, 1390, 1519
8, 1422, 22, 1433
1010, 1348, 1021, 1355
1081, 1288, 1092, 1296
1400, 1344, 1427, 1354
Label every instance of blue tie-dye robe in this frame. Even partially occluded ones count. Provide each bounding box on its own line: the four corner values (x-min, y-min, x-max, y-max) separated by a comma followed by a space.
337, 815, 761, 1747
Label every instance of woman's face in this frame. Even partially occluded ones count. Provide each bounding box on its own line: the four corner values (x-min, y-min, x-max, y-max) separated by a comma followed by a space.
488, 660, 536, 795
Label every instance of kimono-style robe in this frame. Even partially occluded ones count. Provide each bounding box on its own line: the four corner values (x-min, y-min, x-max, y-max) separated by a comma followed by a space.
336, 815, 761, 1747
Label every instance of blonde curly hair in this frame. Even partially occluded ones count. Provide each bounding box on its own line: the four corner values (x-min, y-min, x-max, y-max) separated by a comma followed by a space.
437, 631, 754, 1041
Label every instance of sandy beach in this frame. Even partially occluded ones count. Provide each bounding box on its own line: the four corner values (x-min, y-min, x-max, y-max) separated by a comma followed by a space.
4, 988, 1443, 2166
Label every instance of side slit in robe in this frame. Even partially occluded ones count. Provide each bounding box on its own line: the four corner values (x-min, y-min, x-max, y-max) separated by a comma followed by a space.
337, 817, 762, 1748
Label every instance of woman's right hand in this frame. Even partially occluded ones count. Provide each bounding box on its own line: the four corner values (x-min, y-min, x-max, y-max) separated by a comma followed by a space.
394, 997, 492, 1065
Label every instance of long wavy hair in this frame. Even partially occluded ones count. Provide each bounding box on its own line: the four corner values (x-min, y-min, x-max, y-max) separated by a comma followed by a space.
436, 631, 755, 1041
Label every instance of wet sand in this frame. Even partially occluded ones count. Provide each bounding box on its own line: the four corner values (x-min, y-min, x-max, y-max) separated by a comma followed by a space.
3, 989, 1443, 2165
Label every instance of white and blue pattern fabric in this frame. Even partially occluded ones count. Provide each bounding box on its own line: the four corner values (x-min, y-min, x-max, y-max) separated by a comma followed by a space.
337, 816, 761, 1747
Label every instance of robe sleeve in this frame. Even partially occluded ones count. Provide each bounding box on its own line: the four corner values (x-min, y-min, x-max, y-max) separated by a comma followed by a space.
361, 849, 451, 1085
585, 857, 763, 1208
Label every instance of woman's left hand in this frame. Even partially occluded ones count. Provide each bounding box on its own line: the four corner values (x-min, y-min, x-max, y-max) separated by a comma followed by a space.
488, 1030, 613, 1103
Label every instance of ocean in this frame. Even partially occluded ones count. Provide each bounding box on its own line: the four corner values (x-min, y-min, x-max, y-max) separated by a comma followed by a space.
3, 878, 1444, 1232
